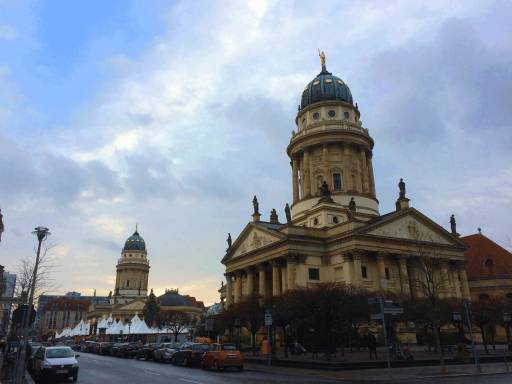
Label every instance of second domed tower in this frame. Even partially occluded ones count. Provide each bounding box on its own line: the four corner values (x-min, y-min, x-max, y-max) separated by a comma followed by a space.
112, 228, 150, 304
287, 55, 378, 227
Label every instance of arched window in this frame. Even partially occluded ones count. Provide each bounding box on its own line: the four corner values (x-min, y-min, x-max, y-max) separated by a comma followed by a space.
484, 258, 494, 267
332, 173, 342, 191
126, 280, 130, 288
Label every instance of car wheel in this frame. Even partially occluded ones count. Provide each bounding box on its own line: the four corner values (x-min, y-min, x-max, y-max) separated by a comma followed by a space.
73, 374, 78, 382
183, 357, 189, 367
238, 365, 244, 372
213, 360, 220, 371
171, 357, 176, 365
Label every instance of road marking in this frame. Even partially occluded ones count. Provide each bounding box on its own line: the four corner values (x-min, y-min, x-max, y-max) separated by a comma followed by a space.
179, 379, 203, 384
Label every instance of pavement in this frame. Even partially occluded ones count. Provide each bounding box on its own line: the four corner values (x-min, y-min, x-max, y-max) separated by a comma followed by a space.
38, 352, 512, 384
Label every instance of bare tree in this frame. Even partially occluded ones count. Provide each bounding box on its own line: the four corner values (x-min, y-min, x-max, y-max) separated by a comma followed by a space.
409, 229, 452, 374
15, 243, 59, 302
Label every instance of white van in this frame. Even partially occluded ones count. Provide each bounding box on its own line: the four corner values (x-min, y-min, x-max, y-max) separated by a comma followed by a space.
33, 346, 79, 382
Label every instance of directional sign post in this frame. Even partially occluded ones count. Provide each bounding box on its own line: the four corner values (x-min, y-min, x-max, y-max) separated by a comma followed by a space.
369, 297, 393, 370
265, 310, 272, 367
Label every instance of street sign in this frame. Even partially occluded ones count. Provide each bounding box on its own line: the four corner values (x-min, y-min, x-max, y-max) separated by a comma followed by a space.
383, 307, 403, 315
370, 313, 383, 320
264, 311, 272, 326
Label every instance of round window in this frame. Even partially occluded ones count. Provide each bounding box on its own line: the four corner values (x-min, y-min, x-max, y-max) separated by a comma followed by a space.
333, 216, 339, 224
313, 218, 319, 225
344, 111, 350, 119
328, 110, 336, 117
313, 112, 320, 120
302, 118, 306, 126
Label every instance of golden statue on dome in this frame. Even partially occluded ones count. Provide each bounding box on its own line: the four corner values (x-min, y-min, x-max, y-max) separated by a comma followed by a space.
318, 49, 326, 70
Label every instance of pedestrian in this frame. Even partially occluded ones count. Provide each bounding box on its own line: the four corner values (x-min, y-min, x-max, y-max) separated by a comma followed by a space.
261, 337, 270, 358
368, 332, 378, 360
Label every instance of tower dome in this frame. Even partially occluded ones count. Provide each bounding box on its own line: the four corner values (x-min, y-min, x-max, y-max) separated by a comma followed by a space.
123, 230, 146, 252
300, 67, 353, 110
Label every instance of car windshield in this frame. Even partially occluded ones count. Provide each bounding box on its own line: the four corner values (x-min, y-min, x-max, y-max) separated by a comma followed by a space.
192, 344, 210, 351
222, 344, 237, 351
46, 348, 74, 358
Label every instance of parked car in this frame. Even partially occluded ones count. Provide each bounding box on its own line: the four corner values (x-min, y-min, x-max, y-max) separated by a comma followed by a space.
135, 343, 158, 360
153, 342, 180, 362
32, 346, 79, 382
115, 342, 138, 358
81, 341, 97, 353
201, 343, 244, 371
110, 342, 126, 357
97, 342, 114, 355
172, 343, 210, 367
27, 343, 42, 372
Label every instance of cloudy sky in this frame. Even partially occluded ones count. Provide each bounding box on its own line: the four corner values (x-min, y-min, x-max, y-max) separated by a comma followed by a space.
1, 0, 511, 304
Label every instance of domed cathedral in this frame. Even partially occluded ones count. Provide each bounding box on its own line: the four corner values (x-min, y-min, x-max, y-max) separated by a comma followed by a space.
112, 228, 150, 305
221, 53, 472, 320
87, 227, 151, 326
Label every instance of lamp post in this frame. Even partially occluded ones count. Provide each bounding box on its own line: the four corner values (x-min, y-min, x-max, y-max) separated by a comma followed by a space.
15, 226, 50, 384
504, 313, 511, 351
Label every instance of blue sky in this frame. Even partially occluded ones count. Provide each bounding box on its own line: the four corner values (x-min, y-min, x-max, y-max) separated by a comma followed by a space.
1, 0, 511, 304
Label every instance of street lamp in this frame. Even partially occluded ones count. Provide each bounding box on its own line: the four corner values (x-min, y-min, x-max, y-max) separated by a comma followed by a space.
503, 313, 511, 351
15, 226, 50, 384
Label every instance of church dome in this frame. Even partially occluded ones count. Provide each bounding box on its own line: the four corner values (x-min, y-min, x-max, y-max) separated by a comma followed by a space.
300, 67, 353, 110
123, 230, 146, 251
157, 290, 191, 307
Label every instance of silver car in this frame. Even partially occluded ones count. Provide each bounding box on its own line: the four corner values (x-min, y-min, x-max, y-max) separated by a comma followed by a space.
32, 346, 79, 382
153, 342, 180, 362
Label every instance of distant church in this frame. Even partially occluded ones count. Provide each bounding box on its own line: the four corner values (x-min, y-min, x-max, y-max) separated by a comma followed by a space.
221, 54, 471, 306
87, 228, 150, 325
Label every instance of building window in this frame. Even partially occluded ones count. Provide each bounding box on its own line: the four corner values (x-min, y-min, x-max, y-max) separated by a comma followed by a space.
385, 268, 390, 280
308, 268, 320, 281
332, 173, 342, 191
361, 266, 367, 279
332, 216, 339, 224
344, 111, 350, 119
313, 112, 320, 120
484, 258, 494, 267
328, 110, 336, 117
479, 293, 490, 300
126, 280, 130, 287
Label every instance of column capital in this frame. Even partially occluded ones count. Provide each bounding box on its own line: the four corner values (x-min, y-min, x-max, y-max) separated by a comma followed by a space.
286, 254, 298, 264
257, 263, 267, 272
233, 270, 243, 277
244, 266, 256, 275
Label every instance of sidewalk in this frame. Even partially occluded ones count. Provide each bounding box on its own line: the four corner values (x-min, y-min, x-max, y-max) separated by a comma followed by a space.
246, 361, 512, 382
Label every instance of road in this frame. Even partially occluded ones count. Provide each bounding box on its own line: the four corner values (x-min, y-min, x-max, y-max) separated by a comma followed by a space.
43, 353, 512, 384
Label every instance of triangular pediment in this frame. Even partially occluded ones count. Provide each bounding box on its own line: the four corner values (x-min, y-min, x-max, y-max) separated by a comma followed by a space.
361, 209, 462, 247
114, 299, 146, 311
227, 223, 285, 260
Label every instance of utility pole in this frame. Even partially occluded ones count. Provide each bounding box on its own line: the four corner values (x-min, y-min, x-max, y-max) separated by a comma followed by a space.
15, 226, 50, 384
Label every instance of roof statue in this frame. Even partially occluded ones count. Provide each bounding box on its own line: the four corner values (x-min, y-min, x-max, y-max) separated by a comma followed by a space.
270, 208, 279, 224
450, 214, 457, 235
318, 49, 326, 71
226, 233, 232, 250
253, 195, 260, 215
0, 208, 4, 243
318, 180, 334, 203
285, 203, 292, 223
398, 178, 406, 199
347, 197, 356, 220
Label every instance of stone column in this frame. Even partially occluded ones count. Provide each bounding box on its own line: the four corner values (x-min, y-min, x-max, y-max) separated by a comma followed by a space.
309, 148, 316, 196
245, 267, 254, 297
343, 145, 352, 191
272, 260, 281, 296
457, 264, 471, 300
295, 255, 308, 287
377, 254, 387, 290
440, 261, 450, 298
225, 274, 233, 307
343, 254, 353, 285
286, 256, 296, 290
367, 151, 376, 196
360, 148, 369, 193
303, 149, 311, 197
398, 256, 411, 296
352, 252, 362, 286
322, 144, 330, 189
450, 265, 462, 298
292, 157, 299, 203
281, 265, 287, 293
234, 271, 242, 303
407, 263, 419, 298
258, 264, 266, 298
